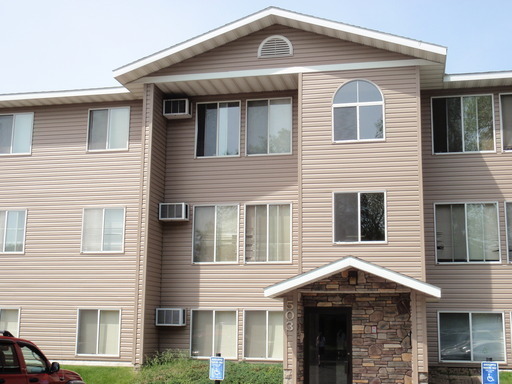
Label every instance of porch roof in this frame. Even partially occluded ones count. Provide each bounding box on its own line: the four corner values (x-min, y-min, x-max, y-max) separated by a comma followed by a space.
264, 256, 441, 299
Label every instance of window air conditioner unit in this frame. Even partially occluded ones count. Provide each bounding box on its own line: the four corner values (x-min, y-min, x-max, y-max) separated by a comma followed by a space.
163, 99, 191, 119
159, 203, 189, 221
156, 308, 186, 326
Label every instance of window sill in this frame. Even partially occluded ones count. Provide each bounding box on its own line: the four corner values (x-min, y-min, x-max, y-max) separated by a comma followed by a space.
332, 138, 385, 144
436, 260, 502, 264
246, 152, 293, 157
195, 154, 241, 159
333, 241, 388, 245
245, 261, 293, 265
81, 251, 125, 254
87, 148, 129, 153
0, 152, 32, 156
433, 150, 496, 155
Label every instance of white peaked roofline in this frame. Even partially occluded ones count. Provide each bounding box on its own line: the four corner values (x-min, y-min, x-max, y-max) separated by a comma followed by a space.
264, 256, 441, 299
113, 7, 446, 82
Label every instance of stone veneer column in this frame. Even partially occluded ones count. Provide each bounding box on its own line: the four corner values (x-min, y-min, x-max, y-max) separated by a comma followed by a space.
296, 270, 413, 384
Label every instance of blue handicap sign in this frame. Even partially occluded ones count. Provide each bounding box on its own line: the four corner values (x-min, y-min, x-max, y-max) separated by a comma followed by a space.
482, 361, 499, 384
209, 356, 225, 381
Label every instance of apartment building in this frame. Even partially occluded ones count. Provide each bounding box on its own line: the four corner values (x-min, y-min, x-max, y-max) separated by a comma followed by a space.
1, 7, 511, 384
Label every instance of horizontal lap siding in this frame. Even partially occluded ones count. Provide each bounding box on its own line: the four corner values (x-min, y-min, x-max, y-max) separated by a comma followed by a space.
301, 67, 425, 279
158, 91, 299, 350
422, 86, 512, 366
152, 25, 412, 77
0, 101, 143, 363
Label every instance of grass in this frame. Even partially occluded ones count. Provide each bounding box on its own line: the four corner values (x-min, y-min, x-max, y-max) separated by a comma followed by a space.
501, 371, 512, 384
63, 350, 282, 384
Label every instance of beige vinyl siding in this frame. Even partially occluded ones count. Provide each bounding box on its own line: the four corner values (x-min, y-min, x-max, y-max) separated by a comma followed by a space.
0, 100, 143, 363
300, 67, 425, 279
150, 25, 415, 78
158, 91, 299, 351
422, 86, 512, 366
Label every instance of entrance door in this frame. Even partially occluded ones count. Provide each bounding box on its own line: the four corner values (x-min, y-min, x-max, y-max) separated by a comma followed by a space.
304, 307, 351, 384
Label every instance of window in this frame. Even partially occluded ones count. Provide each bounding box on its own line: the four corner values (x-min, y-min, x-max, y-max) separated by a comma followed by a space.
82, 208, 125, 253
19, 343, 47, 373
439, 312, 505, 362
244, 311, 283, 360
193, 205, 238, 262
245, 204, 291, 262
88, 107, 130, 151
333, 80, 384, 142
435, 203, 499, 262
432, 95, 494, 153
191, 310, 237, 358
0, 113, 33, 155
247, 98, 292, 155
0, 309, 19, 337
77, 309, 120, 355
196, 102, 240, 157
0, 210, 26, 253
333, 192, 386, 243
500, 94, 512, 151
505, 202, 512, 261
0, 342, 21, 373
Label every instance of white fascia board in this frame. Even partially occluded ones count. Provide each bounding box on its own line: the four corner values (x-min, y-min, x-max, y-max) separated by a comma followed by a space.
263, 256, 441, 299
0, 87, 131, 102
135, 59, 434, 85
444, 71, 512, 83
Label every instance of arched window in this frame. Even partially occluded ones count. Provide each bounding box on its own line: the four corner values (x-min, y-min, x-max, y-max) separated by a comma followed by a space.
332, 80, 384, 141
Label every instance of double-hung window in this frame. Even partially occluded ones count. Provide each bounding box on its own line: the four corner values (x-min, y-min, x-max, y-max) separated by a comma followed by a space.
76, 309, 120, 355
196, 102, 240, 157
191, 310, 237, 358
438, 312, 505, 362
88, 107, 130, 151
435, 203, 499, 262
0, 210, 26, 253
333, 80, 384, 142
82, 208, 125, 253
0, 113, 34, 155
0, 308, 20, 337
333, 192, 386, 243
245, 204, 291, 262
247, 98, 292, 155
244, 311, 283, 360
500, 94, 512, 150
432, 95, 494, 153
193, 205, 238, 262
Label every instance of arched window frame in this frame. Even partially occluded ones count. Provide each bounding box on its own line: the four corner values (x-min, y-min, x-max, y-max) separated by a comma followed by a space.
258, 35, 293, 58
332, 79, 385, 142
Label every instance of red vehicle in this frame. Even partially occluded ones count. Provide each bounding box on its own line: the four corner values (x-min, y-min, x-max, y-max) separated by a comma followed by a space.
0, 330, 85, 384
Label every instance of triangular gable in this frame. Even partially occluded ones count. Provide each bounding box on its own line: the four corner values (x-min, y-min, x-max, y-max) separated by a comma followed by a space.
113, 7, 446, 86
264, 256, 441, 299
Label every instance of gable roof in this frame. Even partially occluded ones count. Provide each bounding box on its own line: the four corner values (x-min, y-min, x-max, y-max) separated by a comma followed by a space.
264, 256, 441, 299
113, 7, 447, 91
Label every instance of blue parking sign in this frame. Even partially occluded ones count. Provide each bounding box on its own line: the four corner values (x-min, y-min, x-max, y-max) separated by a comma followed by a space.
482, 361, 499, 384
209, 356, 225, 381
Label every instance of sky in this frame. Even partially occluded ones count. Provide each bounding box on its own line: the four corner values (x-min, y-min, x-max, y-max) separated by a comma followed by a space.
1, 0, 511, 94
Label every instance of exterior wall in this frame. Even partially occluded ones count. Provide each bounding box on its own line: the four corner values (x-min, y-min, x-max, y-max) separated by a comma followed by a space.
0, 100, 144, 363
151, 25, 414, 78
422, 86, 512, 367
297, 270, 414, 384
300, 66, 425, 279
157, 90, 299, 352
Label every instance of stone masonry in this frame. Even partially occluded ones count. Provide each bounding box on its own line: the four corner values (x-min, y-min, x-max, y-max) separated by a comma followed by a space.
297, 269, 413, 384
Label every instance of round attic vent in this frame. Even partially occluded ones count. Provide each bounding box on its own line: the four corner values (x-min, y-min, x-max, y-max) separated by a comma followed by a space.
258, 35, 293, 58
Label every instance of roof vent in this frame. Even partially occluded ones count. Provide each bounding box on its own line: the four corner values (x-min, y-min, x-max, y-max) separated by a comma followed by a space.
258, 35, 293, 58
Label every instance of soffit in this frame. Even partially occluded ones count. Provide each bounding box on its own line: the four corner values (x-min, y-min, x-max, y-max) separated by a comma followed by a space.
264, 256, 442, 299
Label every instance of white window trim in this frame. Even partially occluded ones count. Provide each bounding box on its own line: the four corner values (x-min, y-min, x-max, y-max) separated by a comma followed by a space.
505, 201, 512, 263
434, 201, 501, 264
242, 309, 283, 361
437, 311, 506, 363
245, 97, 293, 156
80, 207, 126, 254
86, 107, 130, 152
430, 94, 496, 155
192, 204, 240, 264
257, 35, 293, 58
0, 112, 34, 156
190, 309, 238, 359
0, 307, 21, 337
332, 191, 388, 244
0, 209, 27, 254
332, 79, 385, 143
194, 101, 241, 158
499, 92, 512, 152
243, 202, 292, 264
75, 308, 121, 357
